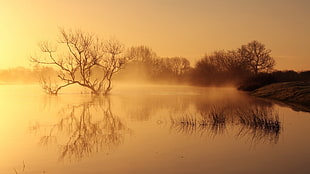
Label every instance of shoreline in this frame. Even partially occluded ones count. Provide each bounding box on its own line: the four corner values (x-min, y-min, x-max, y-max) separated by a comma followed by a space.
249, 81, 310, 112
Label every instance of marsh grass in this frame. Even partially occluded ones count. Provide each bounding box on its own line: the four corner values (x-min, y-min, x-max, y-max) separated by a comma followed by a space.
201, 106, 227, 136
235, 106, 281, 144
170, 105, 281, 143
236, 106, 280, 131
170, 106, 228, 136
170, 113, 199, 135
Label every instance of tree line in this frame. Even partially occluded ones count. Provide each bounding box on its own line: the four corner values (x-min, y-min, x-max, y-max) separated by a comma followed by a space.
123, 41, 309, 90
116, 45, 191, 83
121, 40, 277, 86
1, 28, 308, 95
30, 29, 194, 95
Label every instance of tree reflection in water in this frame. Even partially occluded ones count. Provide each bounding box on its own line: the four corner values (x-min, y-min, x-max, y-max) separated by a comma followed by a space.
31, 94, 282, 161
31, 97, 130, 160
170, 104, 281, 144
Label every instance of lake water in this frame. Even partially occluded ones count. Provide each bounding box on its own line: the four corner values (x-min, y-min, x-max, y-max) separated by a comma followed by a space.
1, 85, 310, 174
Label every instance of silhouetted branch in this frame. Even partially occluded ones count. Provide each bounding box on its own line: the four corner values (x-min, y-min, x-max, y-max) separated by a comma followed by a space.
31, 28, 128, 95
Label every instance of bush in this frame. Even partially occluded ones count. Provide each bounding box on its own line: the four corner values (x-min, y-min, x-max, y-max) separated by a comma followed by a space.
238, 70, 310, 91
238, 73, 276, 91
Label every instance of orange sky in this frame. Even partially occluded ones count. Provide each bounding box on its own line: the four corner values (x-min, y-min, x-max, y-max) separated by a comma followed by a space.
0, 0, 309, 70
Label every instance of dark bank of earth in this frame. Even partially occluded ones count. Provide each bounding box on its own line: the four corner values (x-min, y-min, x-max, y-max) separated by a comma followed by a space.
249, 81, 310, 112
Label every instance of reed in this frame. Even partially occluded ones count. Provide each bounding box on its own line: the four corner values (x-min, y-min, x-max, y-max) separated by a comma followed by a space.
170, 106, 228, 136
235, 106, 280, 132
170, 105, 281, 143
235, 106, 281, 144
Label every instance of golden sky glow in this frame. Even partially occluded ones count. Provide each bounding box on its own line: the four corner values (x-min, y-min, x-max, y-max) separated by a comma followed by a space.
0, 0, 309, 70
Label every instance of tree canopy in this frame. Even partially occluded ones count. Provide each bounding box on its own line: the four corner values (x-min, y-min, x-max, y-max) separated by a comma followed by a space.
31, 28, 128, 95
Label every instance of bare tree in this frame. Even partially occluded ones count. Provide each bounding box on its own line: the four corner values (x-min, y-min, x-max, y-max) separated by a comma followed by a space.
167, 57, 191, 76
126, 45, 157, 63
239, 40, 275, 75
39, 76, 61, 95
31, 28, 127, 95
193, 50, 250, 85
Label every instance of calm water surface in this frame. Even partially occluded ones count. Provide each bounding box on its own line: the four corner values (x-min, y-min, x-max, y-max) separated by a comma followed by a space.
1, 85, 310, 174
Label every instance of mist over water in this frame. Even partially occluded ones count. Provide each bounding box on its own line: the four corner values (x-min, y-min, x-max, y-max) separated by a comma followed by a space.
1, 84, 310, 174
1, 1, 309, 173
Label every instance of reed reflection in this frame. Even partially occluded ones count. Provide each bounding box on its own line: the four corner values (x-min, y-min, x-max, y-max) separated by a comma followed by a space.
170, 106, 227, 137
31, 97, 130, 160
170, 103, 281, 144
235, 105, 280, 144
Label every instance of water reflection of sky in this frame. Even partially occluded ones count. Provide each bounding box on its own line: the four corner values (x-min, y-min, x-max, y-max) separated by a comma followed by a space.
1, 85, 310, 174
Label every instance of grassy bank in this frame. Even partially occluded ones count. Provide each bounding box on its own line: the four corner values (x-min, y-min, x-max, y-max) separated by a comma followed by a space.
249, 81, 310, 111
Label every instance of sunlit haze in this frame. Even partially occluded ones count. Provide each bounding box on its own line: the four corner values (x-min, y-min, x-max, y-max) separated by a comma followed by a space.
1, 1, 310, 173
0, 0, 309, 70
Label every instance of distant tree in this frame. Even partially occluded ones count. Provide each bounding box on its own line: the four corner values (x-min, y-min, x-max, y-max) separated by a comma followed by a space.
123, 46, 192, 82
166, 57, 191, 76
127, 45, 157, 63
115, 45, 158, 82
193, 55, 218, 85
31, 28, 128, 95
192, 50, 250, 85
239, 40, 275, 75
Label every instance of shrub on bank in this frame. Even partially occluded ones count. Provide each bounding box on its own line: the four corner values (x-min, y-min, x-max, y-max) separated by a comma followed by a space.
238, 70, 310, 91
